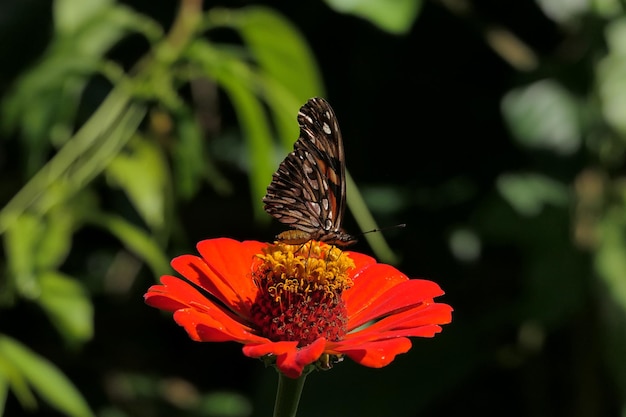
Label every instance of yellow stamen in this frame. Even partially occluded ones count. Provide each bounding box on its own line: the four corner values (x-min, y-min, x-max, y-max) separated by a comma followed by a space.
255, 241, 355, 302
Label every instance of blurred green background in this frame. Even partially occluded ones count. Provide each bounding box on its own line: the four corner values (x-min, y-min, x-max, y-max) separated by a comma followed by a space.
1, 0, 626, 416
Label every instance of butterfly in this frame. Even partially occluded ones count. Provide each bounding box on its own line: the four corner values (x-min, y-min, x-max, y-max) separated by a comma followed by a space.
263, 97, 357, 247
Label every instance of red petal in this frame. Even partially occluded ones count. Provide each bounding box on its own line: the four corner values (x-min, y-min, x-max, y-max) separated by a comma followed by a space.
344, 250, 377, 273
343, 263, 409, 321
173, 308, 267, 344
170, 238, 264, 318
345, 324, 446, 345
243, 338, 327, 378
365, 302, 453, 333
145, 275, 217, 311
347, 278, 447, 329
242, 340, 299, 357
329, 337, 412, 368
340, 303, 452, 348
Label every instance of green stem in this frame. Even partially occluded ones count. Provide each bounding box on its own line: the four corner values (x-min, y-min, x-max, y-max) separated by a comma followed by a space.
273, 372, 307, 417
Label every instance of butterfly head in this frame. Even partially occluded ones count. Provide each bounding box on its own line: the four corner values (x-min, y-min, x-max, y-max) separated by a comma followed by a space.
318, 230, 358, 247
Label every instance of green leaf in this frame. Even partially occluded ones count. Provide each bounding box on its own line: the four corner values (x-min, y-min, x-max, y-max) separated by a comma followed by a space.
5, 64, 91, 172
54, 2, 163, 58
2, 0, 161, 173
174, 110, 232, 198
0, 335, 95, 417
237, 5, 325, 150
0, 349, 37, 410
0, 372, 8, 415
106, 136, 169, 231
3, 214, 43, 298
4, 194, 85, 298
206, 7, 321, 150
597, 17, 626, 136
595, 209, 626, 310
0, 89, 146, 236
226, 84, 275, 221
186, 41, 275, 221
35, 204, 76, 272
37, 271, 94, 346
496, 172, 569, 216
172, 111, 206, 199
229, 6, 324, 104
501, 79, 581, 155
85, 212, 170, 278
325, 0, 423, 34
592, 0, 624, 19
535, 0, 589, 23
594, 207, 626, 394
198, 391, 253, 416
54, 0, 112, 34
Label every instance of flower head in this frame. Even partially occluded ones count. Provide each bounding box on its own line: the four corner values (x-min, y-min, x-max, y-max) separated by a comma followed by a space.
145, 238, 452, 378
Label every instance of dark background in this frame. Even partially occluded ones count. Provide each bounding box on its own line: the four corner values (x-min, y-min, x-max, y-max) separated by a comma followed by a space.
1, 1, 621, 416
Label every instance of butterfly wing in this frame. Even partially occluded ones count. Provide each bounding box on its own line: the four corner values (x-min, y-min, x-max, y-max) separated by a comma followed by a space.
263, 97, 347, 238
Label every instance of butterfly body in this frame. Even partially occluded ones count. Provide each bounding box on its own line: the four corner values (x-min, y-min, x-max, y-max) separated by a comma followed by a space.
263, 97, 357, 247
275, 229, 357, 246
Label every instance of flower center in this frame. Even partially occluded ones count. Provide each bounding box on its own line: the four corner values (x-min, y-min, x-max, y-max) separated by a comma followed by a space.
250, 241, 355, 347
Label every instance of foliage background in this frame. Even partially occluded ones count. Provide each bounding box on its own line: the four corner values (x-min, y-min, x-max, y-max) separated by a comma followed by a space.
1, 0, 626, 416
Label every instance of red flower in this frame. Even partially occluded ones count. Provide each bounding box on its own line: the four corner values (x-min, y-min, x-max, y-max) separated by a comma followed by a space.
145, 238, 452, 378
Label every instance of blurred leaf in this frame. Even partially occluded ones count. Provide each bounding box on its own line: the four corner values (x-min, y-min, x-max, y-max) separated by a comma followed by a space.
229, 6, 324, 125
501, 79, 581, 155
85, 212, 170, 278
325, 0, 422, 34
53, 0, 112, 34
0, 348, 37, 410
595, 208, 626, 309
2, 0, 161, 173
38, 271, 94, 346
4, 62, 91, 173
198, 391, 253, 417
173, 110, 232, 198
0, 373, 7, 415
592, 0, 624, 18
496, 172, 569, 216
222, 82, 274, 221
604, 15, 626, 56
53, 1, 162, 57
535, 0, 589, 23
449, 228, 482, 263
186, 40, 275, 221
35, 204, 76, 272
106, 136, 169, 231
597, 17, 626, 136
206, 6, 322, 147
4, 214, 43, 299
233, 6, 323, 96
172, 111, 207, 199
0, 94, 146, 235
596, 283, 626, 398
0, 335, 94, 417
362, 184, 409, 213
594, 206, 626, 394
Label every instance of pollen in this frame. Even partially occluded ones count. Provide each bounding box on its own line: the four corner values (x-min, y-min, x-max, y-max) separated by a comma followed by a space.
250, 241, 355, 347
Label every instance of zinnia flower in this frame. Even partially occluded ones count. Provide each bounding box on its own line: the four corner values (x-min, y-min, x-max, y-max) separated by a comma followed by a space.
145, 238, 452, 378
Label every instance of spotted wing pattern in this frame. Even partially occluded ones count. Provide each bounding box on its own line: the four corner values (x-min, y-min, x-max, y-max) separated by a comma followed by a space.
262, 97, 357, 246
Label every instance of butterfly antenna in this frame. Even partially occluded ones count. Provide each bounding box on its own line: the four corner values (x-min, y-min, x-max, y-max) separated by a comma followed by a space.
360, 223, 406, 237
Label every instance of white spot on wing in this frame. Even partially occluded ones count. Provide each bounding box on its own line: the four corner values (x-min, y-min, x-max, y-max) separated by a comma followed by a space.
323, 123, 331, 135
